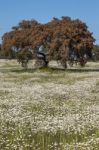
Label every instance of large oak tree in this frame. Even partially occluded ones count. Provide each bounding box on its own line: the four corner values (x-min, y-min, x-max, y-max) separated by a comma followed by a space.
2, 17, 95, 68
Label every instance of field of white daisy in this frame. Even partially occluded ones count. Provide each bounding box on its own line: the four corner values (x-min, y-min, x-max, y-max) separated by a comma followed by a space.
0, 59, 99, 150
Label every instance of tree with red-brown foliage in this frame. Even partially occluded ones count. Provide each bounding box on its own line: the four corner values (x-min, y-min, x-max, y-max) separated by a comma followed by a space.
2, 17, 95, 68
47, 17, 95, 67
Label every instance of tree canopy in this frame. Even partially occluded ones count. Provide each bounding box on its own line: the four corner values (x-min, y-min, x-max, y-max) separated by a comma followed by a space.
2, 17, 95, 67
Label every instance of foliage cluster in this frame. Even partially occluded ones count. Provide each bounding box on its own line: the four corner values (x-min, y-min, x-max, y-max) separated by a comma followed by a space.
1, 17, 95, 68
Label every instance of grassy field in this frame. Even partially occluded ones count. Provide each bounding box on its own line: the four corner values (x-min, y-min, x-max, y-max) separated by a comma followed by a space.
0, 59, 99, 150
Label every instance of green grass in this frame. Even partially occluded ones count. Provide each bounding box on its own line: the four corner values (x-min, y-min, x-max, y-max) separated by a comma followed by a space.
0, 121, 99, 150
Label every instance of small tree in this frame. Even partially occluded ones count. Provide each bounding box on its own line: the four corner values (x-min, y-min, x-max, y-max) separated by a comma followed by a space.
17, 48, 33, 69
